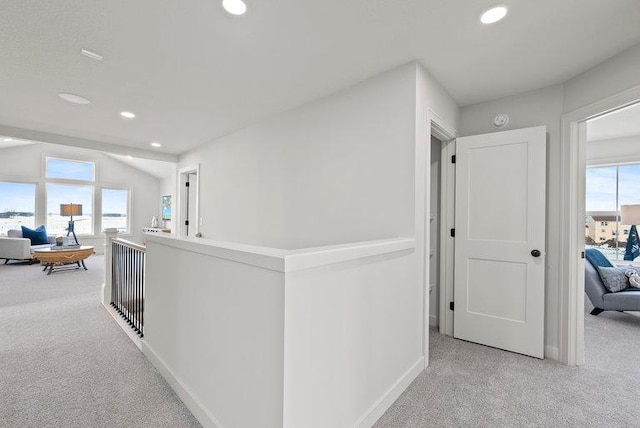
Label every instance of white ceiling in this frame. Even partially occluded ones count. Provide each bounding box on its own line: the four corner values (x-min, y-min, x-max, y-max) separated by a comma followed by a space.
1, 0, 640, 154
106, 154, 176, 179
587, 102, 640, 142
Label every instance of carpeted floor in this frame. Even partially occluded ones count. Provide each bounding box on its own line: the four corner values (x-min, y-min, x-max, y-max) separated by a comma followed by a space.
0, 256, 201, 428
375, 301, 640, 427
3, 256, 640, 428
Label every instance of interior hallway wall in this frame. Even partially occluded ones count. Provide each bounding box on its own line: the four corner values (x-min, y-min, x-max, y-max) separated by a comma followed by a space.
179, 62, 460, 250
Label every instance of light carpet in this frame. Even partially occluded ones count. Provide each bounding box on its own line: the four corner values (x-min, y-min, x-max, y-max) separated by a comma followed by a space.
0, 256, 201, 428
375, 301, 640, 427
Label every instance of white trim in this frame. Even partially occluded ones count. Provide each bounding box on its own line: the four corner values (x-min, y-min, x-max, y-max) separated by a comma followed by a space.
426, 110, 457, 359
144, 233, 415, 273
284, 238, 415, 271
545, 345, 559, 361
439, 139, 456, 337
560, 84, 640, 366
351, 357, 424, 428
429, 314, 438, 327
142, 341, 223, 428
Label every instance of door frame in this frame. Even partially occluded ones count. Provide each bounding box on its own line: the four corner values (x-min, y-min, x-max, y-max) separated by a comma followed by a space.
424, 110, 457, 355
560, 84, 640, 366
177, 164, 200, 238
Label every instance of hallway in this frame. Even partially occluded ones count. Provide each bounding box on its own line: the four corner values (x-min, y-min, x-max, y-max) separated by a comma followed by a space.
0, 256, 200, 428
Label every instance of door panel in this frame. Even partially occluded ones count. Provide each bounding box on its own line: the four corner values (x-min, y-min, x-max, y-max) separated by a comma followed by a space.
454, 126, 546, 358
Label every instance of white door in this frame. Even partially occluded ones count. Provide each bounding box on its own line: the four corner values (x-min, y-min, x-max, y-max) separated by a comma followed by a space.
453, 126, 546, 358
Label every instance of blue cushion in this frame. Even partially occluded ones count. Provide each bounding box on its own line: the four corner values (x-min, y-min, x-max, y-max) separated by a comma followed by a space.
585, 248, 614, 268
21, 225, 49, 246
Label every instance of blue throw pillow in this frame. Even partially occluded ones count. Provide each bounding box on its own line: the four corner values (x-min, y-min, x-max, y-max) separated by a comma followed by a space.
21, 225, 49, 246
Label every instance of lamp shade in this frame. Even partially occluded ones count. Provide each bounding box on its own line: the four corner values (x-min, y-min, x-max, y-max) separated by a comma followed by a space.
60, 203, 83, 216
620, 204, 640, 225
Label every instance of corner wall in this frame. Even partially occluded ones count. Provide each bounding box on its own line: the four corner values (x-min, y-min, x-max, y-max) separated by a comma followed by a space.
179, 63, 420, 250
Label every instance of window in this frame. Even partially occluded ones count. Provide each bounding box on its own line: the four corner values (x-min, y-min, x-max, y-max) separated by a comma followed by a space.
0, 182, 36, 234
46, 157, 95, 181
46, 183, 93, 235
102, 188, 129, 233
586, 163, 640, 260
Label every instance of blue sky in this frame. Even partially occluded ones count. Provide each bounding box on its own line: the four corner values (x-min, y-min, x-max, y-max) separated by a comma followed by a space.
586, 164, 640, 211
0, 182, 127, 215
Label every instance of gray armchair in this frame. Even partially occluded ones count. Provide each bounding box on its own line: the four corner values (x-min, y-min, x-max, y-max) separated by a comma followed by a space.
585, 248, 640, 315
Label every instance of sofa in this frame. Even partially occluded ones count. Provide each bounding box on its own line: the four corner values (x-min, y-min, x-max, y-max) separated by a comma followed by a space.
585, 248, 640, 315
0, 229, 56, 264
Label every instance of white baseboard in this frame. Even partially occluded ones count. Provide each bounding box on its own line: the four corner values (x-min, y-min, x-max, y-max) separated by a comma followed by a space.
351, 356, 424, 428
429, 314, 438, 327
142, 341, 224, 428
102, 302, 142, 350
545, 345, 559, 361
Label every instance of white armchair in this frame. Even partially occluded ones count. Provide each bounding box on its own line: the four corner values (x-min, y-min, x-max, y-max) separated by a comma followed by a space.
0, 229, 56, 264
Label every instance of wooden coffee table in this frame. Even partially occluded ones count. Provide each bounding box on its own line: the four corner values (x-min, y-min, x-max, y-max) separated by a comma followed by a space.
33, 246, 95, 275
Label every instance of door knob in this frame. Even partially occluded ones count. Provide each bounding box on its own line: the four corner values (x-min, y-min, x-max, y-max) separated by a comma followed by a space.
531, 249, 541, 257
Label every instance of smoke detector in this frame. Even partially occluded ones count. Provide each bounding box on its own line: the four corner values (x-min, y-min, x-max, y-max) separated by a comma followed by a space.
492, 113, 509, 128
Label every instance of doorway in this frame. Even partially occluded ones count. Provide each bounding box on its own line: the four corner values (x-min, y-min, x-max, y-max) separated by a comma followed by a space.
178, 165, 200, 237
561, 85, 640, 366
582, 102, 640, 364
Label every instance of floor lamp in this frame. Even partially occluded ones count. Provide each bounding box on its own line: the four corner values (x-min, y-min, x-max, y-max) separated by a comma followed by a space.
60, 203, 82, 245
621, 204, 640, 261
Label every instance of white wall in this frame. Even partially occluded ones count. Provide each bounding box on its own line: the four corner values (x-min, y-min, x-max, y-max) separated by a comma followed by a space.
563, 43, 640, 113
586, 135, 640, 166
179, 63, 420, 250
283, 249, 422, 428
0, 142, 161, 250
144, 238, 286, 428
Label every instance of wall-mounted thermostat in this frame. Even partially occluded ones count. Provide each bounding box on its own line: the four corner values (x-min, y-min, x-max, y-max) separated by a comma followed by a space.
491, 113, 509, 128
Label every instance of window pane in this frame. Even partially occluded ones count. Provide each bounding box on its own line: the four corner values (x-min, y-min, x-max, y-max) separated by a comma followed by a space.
46, 157, 95, 181
585, 166, 617, 211
102, 188, 128, 233
46, 183, 93, 235
618, 164, 640, 209
0, 182, 36, 234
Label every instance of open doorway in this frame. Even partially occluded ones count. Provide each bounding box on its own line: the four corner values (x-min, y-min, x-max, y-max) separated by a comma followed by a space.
582, 102, 640, 364
562, 86, 640, 366
178, 165, 200, 237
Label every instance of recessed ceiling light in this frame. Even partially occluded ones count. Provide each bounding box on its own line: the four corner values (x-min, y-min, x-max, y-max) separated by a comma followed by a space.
222, 0, 247, 15
80, 48, 103, 61
150, 142, 162, 148
120, 111, 136, 119
58, 93, 91, 105
3, 138, 13, 142
480, 5, 508, 24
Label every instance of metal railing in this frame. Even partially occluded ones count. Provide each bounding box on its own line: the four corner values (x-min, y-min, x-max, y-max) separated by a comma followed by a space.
111, 238, 146, 337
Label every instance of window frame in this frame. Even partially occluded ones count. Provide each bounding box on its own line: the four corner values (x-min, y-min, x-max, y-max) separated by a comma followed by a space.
0, 180, 38, 235
44, 156, 96, 182
45, 182, 95, 236
100, 187, 131, 234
